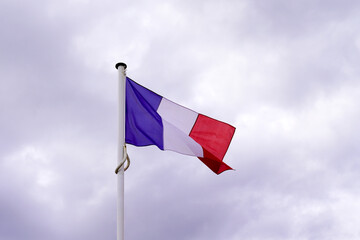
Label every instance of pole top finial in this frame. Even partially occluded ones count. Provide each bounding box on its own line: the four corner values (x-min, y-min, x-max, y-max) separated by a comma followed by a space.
115, 62, 127, 70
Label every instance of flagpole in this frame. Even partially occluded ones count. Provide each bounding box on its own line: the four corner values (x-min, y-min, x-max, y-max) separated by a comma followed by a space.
115, 62, 127, 240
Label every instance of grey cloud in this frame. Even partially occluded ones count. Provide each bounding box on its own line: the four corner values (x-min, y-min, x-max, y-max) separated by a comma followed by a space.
2, 0, 360, 239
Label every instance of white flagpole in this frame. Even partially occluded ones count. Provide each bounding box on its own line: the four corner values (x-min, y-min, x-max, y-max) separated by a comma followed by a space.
115, 62, 127, 240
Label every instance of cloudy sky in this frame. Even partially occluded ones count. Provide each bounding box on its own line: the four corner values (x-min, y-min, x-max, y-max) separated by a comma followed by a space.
1, 0, 360, 239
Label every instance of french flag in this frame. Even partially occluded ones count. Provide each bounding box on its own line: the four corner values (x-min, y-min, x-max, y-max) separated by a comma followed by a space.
125, 77, 236, 174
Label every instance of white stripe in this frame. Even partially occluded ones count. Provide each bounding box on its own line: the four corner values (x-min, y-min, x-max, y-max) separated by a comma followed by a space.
157, 98, 198, 133
157, 98, 203, 157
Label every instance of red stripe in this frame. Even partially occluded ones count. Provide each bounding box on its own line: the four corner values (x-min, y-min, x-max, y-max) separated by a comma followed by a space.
189, 114, 235, 174
199, 149, 233, 174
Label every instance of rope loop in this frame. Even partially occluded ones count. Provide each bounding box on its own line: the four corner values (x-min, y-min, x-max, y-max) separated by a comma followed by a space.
115, 145, 130, 174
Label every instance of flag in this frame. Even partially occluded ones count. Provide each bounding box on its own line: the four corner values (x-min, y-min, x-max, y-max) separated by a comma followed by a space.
125, 77, 236, 174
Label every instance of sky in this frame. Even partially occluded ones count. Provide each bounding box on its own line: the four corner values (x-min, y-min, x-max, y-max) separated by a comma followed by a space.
1, 0, 360, 239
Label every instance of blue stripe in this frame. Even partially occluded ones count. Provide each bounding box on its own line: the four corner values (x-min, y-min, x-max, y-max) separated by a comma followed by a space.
125, 77, 164, 149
